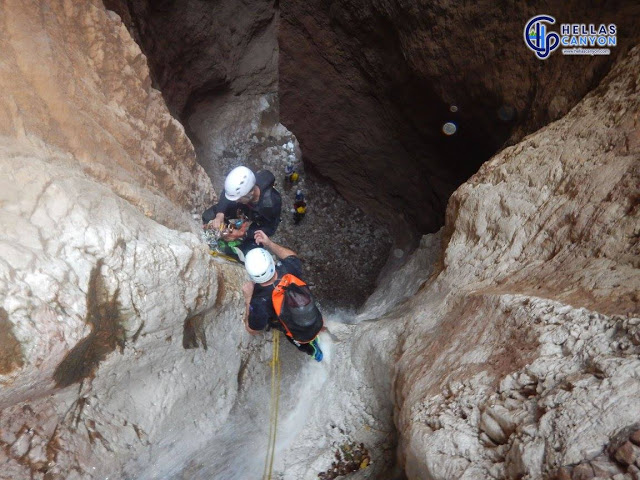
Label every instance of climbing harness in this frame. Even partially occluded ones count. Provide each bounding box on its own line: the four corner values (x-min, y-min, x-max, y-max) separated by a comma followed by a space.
225, 210, 249, 232
203, 211, 250, 263
263, 330, 281, 480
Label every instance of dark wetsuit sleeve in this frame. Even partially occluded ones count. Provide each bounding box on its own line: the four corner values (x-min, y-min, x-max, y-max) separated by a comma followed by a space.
202, 196, 236, 224
248, 295, 273, 331
202, 205, 216, 224
247, 188, 282, 237
279, 255, 303, 278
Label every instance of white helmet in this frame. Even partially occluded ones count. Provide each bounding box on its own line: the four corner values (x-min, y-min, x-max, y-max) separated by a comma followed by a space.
224, 166, 256, 201
245, 248, 275, 284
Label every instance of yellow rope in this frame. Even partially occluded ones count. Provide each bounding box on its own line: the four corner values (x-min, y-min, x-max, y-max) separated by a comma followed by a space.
208, 250, 240, 263
263, 330, 281, 480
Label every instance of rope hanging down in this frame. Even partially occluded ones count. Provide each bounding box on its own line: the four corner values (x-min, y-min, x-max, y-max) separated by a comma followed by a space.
263, 330, 281, 480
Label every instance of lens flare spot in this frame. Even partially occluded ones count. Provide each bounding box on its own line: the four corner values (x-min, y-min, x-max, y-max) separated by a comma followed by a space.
442, 122, 457, 135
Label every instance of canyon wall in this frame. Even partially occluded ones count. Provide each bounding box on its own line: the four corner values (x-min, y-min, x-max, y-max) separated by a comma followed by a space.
0, 2, 247, 478
279, 0, 639, 236
203, 45, 639, 479
102, 0, 393, 308
0, 1, 638, 479
258, 47, 640, 480
390, 44, 640, 479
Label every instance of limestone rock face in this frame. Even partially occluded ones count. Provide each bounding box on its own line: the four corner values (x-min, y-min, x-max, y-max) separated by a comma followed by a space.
0, 152, 246, 478
279, 0, 639, 234
391, 45, 640, 479
0, 0, 214, 232
358, 229, 442, 321
0, 2, 246, 478
102, 0, 282, 199
104, 0, 279, 118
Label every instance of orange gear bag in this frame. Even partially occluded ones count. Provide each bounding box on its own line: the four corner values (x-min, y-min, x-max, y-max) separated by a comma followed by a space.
272, 274, 324, 343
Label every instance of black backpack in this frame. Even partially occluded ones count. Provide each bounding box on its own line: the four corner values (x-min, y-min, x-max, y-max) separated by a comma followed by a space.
272, 274, 323, 343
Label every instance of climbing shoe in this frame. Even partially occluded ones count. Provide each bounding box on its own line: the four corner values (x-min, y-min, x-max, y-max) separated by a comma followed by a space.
313, 348, 323, 362
311, 338, 323, 362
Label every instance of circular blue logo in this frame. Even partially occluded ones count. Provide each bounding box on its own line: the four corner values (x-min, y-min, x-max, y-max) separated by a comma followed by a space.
524, 15, 560, 59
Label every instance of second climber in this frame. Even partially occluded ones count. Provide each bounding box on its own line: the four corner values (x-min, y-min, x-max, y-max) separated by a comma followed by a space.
202, 166, 282, 259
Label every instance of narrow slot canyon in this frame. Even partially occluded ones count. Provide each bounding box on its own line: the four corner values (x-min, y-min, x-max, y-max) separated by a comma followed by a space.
0, 1, 639, 479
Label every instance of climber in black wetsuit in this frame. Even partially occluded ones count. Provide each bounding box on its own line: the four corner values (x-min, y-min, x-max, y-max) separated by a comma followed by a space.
202, 166, 282, 256
242, 231, 323, 361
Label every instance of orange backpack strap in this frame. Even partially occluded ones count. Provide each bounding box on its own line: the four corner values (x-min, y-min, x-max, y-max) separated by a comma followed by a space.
272, 274, 308, 338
